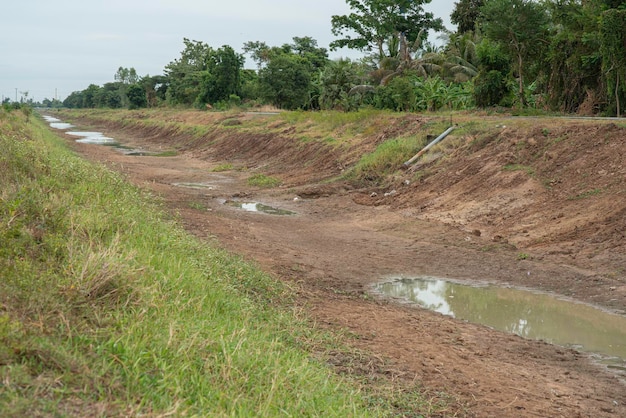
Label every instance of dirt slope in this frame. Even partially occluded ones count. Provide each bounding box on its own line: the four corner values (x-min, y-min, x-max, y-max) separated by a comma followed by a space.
54, 110, 626, 417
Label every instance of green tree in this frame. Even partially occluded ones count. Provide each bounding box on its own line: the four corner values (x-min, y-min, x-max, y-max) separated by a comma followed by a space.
330, 0, 443, 60
545, 0, 604, 113
196, 45, 245, 106
317, 59, 365, 110
451, 0, 484, 33
165, 39, 214, 105
258, 54, 313, 109
472, 38, 511, 107
479, 0, 550, 107
127, 83, 147, 109
599, 8, 626, 116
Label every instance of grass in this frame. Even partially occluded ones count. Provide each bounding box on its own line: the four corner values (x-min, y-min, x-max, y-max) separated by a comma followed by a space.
345, 135, 428, 186
503, 163, 536, 177
247, 173, 281, 188
0, 110, 407, 416
211, 162, 234, 172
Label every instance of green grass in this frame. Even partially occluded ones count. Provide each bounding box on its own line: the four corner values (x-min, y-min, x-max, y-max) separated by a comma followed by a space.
211, 162, 234, 172
503, 164, 536, 177
345, 135, 427, 186
0, 110, 390, 416
247, 173, 281, 188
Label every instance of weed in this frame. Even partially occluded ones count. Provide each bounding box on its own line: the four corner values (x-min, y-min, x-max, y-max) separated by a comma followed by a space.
211, 163, 234, 172
503, 164, 536, 176
346, 135, 427, 186
247, 174, 281, 188
188, 201, 206, 210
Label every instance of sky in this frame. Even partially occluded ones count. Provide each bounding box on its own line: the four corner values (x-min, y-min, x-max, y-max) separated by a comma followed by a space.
1, 0, 456, 102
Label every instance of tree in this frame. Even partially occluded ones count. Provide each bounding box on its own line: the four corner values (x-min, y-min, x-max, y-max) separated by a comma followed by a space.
599, 8, 626, 116
451, 0, 484, 33
258, 54, 313, 109
127, 83, 147, 109
545, 0, 604, 113
317, 59, 366, 110
330, 0, 443, 60
196, 45, 245, 106
165, 39, 214, 105
479, 0, 550, 107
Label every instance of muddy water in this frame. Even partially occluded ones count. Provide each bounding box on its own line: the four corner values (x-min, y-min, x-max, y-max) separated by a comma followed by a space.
225, 201, 295, 215
42, 115, 74, 130
374, 277, 626, 367
42, 115, 151, 155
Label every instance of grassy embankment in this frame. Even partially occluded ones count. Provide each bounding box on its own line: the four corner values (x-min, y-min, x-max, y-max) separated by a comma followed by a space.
0, 109, 451, 416
56, 108, 477, 188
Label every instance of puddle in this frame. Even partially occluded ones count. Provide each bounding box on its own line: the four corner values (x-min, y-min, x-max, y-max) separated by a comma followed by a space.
172, 182, 216, 190
42, 115, 74, 129
67, 131, 117, 145
373, 277, 626, 368
225, 200, 295, 215
42, 115, 154, 156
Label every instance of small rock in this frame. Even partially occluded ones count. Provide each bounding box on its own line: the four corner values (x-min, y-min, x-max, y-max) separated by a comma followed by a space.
384, 190, 397, 197
370, 192, 378, 198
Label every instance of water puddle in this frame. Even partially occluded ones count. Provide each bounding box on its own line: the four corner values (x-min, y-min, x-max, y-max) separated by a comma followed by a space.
67, 131, 117, 145
42, 115, 153, 156
172, 182, 217, 190
43, 115, 74, 130
225, 200, 295, 215
373, 277, 626, 369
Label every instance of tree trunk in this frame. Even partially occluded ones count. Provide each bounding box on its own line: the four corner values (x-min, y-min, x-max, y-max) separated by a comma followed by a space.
616, 72, 621, 118
518, 52, 526, 107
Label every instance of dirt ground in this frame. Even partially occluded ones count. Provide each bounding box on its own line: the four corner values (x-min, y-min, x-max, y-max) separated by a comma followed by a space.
53, 111, 625, 417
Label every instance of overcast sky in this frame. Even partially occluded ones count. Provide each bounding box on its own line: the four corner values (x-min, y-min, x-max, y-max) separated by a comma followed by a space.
1, 0, 456, 102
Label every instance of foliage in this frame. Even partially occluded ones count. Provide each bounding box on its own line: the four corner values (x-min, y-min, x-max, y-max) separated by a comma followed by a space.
374, 75, 416, 111
330, 0, 443, 60
317, 59, 366, 111
474, 70, 509, 107
479, 0, 550, 107
126, 83, 147, 109
164, 38, 214, 106
545, 0, 604, 113
258, 54, 313, 110
195, 45, 245, 107
451, 0, 484, 33
599, 8, 626, 116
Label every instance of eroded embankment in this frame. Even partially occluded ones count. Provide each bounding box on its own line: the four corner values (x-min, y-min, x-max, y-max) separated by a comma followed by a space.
58, 110, 626, 305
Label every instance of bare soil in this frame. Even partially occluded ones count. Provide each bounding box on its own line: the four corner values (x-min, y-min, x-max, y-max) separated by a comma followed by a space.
56, 111, 625, 417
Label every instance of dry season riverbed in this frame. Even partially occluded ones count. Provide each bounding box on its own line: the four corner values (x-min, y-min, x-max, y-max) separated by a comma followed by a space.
46, 111, 626, 417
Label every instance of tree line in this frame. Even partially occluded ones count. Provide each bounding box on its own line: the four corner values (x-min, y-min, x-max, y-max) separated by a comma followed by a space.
59, 0, 626, 116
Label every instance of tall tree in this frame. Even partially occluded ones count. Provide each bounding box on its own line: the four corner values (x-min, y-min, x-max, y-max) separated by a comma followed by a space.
197, 45, 245, 105
258, 54, 313, 109
164, 39, 214, 105
330, 0, 443, 60
479, 0, 550, 106
451, 0, 484, 33
599, 8, 626, 116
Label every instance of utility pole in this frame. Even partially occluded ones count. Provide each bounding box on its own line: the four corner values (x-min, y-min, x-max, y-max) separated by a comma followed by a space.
15, 88, 17, 103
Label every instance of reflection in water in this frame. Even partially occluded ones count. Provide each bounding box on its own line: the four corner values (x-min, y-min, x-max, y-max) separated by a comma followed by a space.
374, 277, 626, 364
226, 201, 295, 215
67, 131, 117, 145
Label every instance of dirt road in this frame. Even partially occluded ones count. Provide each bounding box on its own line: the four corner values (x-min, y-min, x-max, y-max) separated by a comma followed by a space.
55, 111, 625, 417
